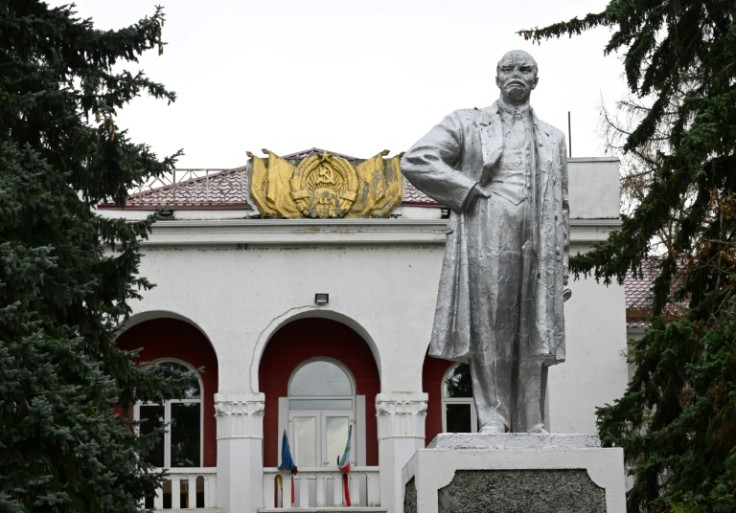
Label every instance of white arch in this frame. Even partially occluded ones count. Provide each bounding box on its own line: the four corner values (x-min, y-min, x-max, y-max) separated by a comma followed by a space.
117, 309, 220, 373
119, 309, 209, 336
249, 306, 381, 394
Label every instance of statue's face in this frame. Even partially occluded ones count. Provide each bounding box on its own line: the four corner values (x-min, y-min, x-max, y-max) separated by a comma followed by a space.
495, 51, 538, 105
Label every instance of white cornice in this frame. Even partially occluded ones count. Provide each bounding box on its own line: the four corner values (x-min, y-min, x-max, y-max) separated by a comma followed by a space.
570, 219, 622, 245
141, 218, 621, 247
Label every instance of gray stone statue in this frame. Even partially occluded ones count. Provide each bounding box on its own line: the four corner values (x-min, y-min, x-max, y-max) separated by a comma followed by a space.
402, 50, 569, 434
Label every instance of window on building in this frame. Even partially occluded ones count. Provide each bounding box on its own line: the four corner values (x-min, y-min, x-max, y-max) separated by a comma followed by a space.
136, 361, 202, 468
442, 363, 478, 433
280, 359, 364, 468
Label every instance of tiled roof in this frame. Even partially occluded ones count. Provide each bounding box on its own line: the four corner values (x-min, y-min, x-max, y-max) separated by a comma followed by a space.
100, 148, 440, 210
402, 177, 436, 205
109, 166, 251, 209
625, 266, 655, 328
625, 258, 688, 328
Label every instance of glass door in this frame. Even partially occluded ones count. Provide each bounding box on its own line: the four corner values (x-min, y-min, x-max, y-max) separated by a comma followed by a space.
289, 409, 354, 467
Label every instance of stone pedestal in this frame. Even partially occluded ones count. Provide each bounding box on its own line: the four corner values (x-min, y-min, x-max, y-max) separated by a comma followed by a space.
403, 433, 625, 513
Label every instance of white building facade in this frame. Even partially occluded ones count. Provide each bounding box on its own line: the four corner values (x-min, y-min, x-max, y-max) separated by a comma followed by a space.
103, 153, 628, 513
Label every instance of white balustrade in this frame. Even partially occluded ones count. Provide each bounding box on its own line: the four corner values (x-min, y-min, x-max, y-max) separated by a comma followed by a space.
262, 467, 380, 509
149, 468, 217, 510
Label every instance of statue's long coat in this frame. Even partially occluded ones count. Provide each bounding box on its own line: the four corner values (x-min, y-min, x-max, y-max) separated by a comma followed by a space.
401, 102, 569, 364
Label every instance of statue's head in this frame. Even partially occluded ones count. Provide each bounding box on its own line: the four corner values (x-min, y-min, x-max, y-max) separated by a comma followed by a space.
495, 50, 538, 106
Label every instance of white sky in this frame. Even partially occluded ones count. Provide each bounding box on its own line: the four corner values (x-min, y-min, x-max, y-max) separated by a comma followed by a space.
49, 0, 626, 169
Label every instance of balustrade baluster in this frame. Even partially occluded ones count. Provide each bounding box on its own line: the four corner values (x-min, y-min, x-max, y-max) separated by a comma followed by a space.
298, 474, 310, 507
315, 473, 326, 506
283, 474, 293, 507
263, 476, 275, 508
153, 482, 164, 510
206, 473, 217, 508
171, 476, 181, 509
350, 473, 360, 507
188, 476, 197, 509
333, 473, 342, 506
367, 471, 380, 506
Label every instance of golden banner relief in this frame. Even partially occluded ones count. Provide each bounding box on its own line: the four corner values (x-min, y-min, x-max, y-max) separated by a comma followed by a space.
247, 149, 403, 218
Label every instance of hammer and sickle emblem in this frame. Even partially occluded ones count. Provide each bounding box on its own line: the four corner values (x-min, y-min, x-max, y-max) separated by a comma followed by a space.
318, 166, 337, 184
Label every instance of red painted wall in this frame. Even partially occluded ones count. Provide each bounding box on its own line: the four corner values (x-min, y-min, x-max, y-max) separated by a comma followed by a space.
259, 318, 380, 467
422, 355, 453, 446
117, 318, 218, 467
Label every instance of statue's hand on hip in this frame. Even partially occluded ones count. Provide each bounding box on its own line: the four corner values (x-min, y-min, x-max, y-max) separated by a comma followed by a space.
464, 184, 491, 210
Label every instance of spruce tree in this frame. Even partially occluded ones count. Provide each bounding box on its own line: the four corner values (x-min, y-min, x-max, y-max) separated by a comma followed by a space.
520, 2, 736, 512
1, 2, 185, 511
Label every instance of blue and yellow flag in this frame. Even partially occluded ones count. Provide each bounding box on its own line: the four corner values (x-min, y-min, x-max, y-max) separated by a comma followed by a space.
278, 430, 297, 473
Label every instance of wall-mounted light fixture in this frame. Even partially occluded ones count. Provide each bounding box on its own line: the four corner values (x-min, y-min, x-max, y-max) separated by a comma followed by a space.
314, 293, 329, 305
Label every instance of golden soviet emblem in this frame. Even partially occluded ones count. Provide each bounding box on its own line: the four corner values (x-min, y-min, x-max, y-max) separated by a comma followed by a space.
290, 152, 358, 218
247, 149, 403, 219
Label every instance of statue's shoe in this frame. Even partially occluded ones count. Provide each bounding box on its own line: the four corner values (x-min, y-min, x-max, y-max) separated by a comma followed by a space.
530, 423, 549, 435
479, 421, 508, 434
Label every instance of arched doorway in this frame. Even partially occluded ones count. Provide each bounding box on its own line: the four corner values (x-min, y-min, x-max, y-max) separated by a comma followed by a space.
259, 318, 380, 468
116, 317, 219, 467
286, 359, 358, 468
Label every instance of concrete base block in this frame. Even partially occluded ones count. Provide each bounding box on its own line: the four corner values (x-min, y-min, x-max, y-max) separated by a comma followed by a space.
403, 433, 625, 513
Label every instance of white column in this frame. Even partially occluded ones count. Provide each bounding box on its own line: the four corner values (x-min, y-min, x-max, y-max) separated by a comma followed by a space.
215, 393, 265, 513
376, 393, 427, 513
